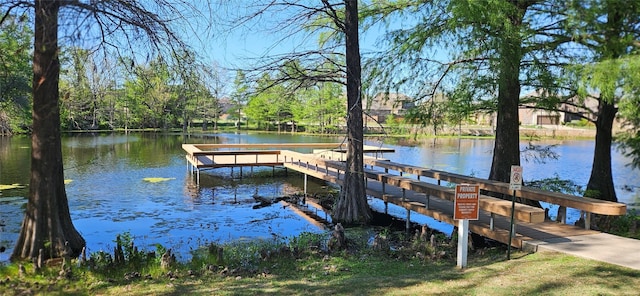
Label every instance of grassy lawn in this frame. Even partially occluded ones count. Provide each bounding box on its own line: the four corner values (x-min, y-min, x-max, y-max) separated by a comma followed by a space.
1, 230, 639, 296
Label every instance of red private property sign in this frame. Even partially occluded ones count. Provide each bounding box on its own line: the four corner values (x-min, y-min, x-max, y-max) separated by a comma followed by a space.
454, 184, 480, 220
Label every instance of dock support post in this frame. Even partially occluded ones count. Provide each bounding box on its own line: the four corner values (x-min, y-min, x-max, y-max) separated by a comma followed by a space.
558, 206, 567, 224
233, 186, 238, 203
402, 188, 406, 201
490, 213, 495, 231
583, 211, 591, 230
304, 174, 308, 200
425, 194, 430, 209
197, 169, 200, 185
406, 209, 411, 232
384, 201, 388, 214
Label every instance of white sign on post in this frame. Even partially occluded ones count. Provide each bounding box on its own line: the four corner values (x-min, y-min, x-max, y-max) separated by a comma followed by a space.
508, 165, 522, 260
510, 165, 522, 191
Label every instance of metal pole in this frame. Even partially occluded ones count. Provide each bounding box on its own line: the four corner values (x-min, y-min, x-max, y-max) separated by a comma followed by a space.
507, 190, 516, 260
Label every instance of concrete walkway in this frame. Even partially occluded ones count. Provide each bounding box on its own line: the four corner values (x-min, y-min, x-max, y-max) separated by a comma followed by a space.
524, 233, 640, 270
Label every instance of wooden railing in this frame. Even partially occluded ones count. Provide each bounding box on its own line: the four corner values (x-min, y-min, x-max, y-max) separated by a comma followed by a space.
279, 150, 545, 225
362, 158, 627, 229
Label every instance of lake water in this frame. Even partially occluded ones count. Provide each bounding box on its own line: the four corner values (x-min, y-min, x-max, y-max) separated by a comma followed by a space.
1, 133, 638, 263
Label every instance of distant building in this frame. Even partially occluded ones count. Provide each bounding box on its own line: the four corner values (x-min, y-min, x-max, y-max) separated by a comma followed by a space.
517, 90, 628, 132
363, 93, 414, 124
217, 97, 235, 120
519, 90, 598, 125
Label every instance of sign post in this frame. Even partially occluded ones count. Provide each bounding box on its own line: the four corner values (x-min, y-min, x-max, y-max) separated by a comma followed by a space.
454, 184, 479, 269
508, 165, 522, 260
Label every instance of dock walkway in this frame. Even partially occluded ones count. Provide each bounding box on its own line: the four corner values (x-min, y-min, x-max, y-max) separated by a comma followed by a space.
183, 143, 638, 270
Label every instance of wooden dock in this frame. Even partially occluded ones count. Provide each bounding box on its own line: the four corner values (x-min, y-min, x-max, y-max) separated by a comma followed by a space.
183, 143, 627, 250
183, 143, 394, 183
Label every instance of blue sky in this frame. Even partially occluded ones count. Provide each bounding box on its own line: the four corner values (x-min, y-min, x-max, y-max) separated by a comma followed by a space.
187, 3, 393, 72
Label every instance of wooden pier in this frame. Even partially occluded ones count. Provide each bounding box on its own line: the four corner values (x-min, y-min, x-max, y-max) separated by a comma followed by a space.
183, 143, 627, 250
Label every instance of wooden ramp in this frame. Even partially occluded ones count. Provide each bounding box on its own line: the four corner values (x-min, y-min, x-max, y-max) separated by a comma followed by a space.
183, 143, 626, 251
284, 159, 604, 249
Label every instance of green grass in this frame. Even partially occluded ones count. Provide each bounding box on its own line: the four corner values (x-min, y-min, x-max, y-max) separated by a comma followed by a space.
1, 230, 639, 296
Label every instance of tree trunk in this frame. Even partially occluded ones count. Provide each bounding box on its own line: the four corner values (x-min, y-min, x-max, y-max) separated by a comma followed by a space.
585, 1, 624, 204
332, 0, 371, 225
489, 68, 521, 184
11, 0, 85, 261
585, 100, 618, 202
488, 10, 523, 185
488, 2, 541, 208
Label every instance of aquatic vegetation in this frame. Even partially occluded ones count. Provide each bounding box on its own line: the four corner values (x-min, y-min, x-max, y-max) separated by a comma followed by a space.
0, 184, 24, 190
143, 177, 176, 183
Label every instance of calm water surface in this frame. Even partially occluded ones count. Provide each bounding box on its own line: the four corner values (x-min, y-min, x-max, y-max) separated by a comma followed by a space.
1, 133, 638, 263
